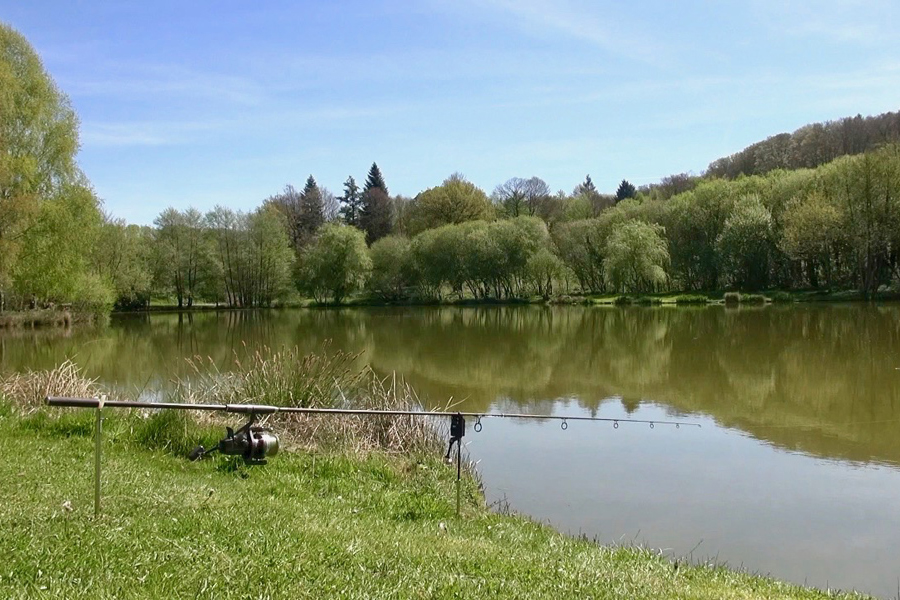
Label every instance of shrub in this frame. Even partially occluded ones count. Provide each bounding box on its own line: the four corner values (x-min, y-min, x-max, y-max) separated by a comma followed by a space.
673, 294, 709, 304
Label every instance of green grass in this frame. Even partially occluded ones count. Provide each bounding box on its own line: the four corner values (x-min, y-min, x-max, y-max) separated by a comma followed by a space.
0, 402, 869, 599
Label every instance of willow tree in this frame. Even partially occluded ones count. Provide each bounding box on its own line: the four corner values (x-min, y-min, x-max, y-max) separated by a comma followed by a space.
604, 221, 669, 293
0, 24, 103, 311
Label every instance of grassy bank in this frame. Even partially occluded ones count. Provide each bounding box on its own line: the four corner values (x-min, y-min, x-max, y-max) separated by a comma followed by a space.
0, 355, 871, 599
0, 401, 869, 600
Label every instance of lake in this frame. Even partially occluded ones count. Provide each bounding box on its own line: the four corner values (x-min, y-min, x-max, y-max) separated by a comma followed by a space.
2, 305, 899, 597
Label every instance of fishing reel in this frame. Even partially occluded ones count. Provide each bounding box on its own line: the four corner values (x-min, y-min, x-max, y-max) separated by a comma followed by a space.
188, 415, 279, 465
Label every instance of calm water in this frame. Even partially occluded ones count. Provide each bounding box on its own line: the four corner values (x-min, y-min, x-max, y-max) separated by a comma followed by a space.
3, 305, 900, 597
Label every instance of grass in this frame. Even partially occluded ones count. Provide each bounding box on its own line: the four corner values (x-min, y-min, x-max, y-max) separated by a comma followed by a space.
0, 357, 873, 599
0, 398, 871, 600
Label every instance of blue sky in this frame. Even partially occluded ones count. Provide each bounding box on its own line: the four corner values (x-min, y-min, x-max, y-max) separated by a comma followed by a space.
2, 0, 898, 224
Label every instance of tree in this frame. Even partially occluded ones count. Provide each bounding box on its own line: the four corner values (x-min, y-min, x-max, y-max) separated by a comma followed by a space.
245, 206, 295, 306
364, 162, 388, 197
264, 185, 303, 250
716, 195, 774, 290
360, 163, 392, 243
409, 173, 493, 234
151, 207, 215, 308
368, 235, 415, 301
321, 187, 339, 222
492, 177, 529, 217
604, 221, 669, 293
297, 224, 371, 304
298, 175, 324, 246
0, 24, 83, 310
615, 179, 636, 203
338, 175, 363, 227
14, 182, 109, 309
573, 175, 612, 215
572, 175, 597, 196
780, 192, 844, 288
360, 187, 393, 244
493, 177, 550, 218
92, 217, 153, 310
525, 248, 564, 300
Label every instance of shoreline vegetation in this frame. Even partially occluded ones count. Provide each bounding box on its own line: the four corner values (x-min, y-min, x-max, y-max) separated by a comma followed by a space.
3, 287, 898, 332
0, 354, 871, 599
2, 289, 894, 331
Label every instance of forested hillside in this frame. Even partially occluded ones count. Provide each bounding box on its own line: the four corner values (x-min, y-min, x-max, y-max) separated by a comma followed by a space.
706, 110, 900, 179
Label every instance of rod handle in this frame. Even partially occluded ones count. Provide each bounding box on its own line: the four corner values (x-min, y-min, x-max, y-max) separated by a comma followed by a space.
46, 396, 101, 408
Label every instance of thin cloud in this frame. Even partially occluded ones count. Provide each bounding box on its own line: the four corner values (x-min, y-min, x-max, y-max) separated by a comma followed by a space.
446, 0, 674, 68
750, 0, 897, 44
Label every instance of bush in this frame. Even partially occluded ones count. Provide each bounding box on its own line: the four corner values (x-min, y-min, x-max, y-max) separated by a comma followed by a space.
673, 294, 709, 304
742, 293, 767, 305
723, 292, 741, 305
768, 291, 795, 303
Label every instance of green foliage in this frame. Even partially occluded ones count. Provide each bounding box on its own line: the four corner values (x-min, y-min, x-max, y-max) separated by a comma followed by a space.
409, 173, 493, 234
780, 191, 844, 288
207, 205, 294, 307
552, 218, 610, 293
723, 291, 741, 305
92, 219, 153, 310
716, 195, 774, 290
615, 179, 637, 203
338, 175, 363, 227
707, 109, 900, 179
360, 165, 394, 244
364, 162, 388, 197
0, 24, 81, 308
298, 223, 371, 304
409, 224, 466, 299
151, 207, 217, 308
368, 235, 415, 301
13, 182, 109, 307
297, 175, 324, 247
604, 221, 669, 293
673, 294, 710, 304
525, 247, 564, 300
360, 187, 394, 244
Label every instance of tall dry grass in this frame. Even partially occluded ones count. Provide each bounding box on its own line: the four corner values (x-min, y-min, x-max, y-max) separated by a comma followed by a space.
281, 373, 447, 455
177, 345, 446, 455
179, 344, 361, 408
0, 360, 101, 412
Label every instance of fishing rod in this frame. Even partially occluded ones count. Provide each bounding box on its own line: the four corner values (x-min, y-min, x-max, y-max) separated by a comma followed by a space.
45, 396, 701, 517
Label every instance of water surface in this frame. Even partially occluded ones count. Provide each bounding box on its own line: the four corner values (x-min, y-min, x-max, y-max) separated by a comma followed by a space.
2, 305, 899, 597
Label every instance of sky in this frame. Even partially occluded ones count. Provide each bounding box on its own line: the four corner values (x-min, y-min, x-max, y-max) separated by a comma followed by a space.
2, 0, 899, 225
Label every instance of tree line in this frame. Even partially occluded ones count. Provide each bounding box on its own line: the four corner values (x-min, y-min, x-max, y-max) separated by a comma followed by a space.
5, 21, 900, 315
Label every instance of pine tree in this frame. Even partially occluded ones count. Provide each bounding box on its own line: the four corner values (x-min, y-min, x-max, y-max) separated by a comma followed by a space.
615, 179, 636, 203
360, 163, 392, 243
582, 175, 596, 193
298, 175, 324, 247
360, 188, 393, 245
338, 175, 363, 227
364, 162, 388, 196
